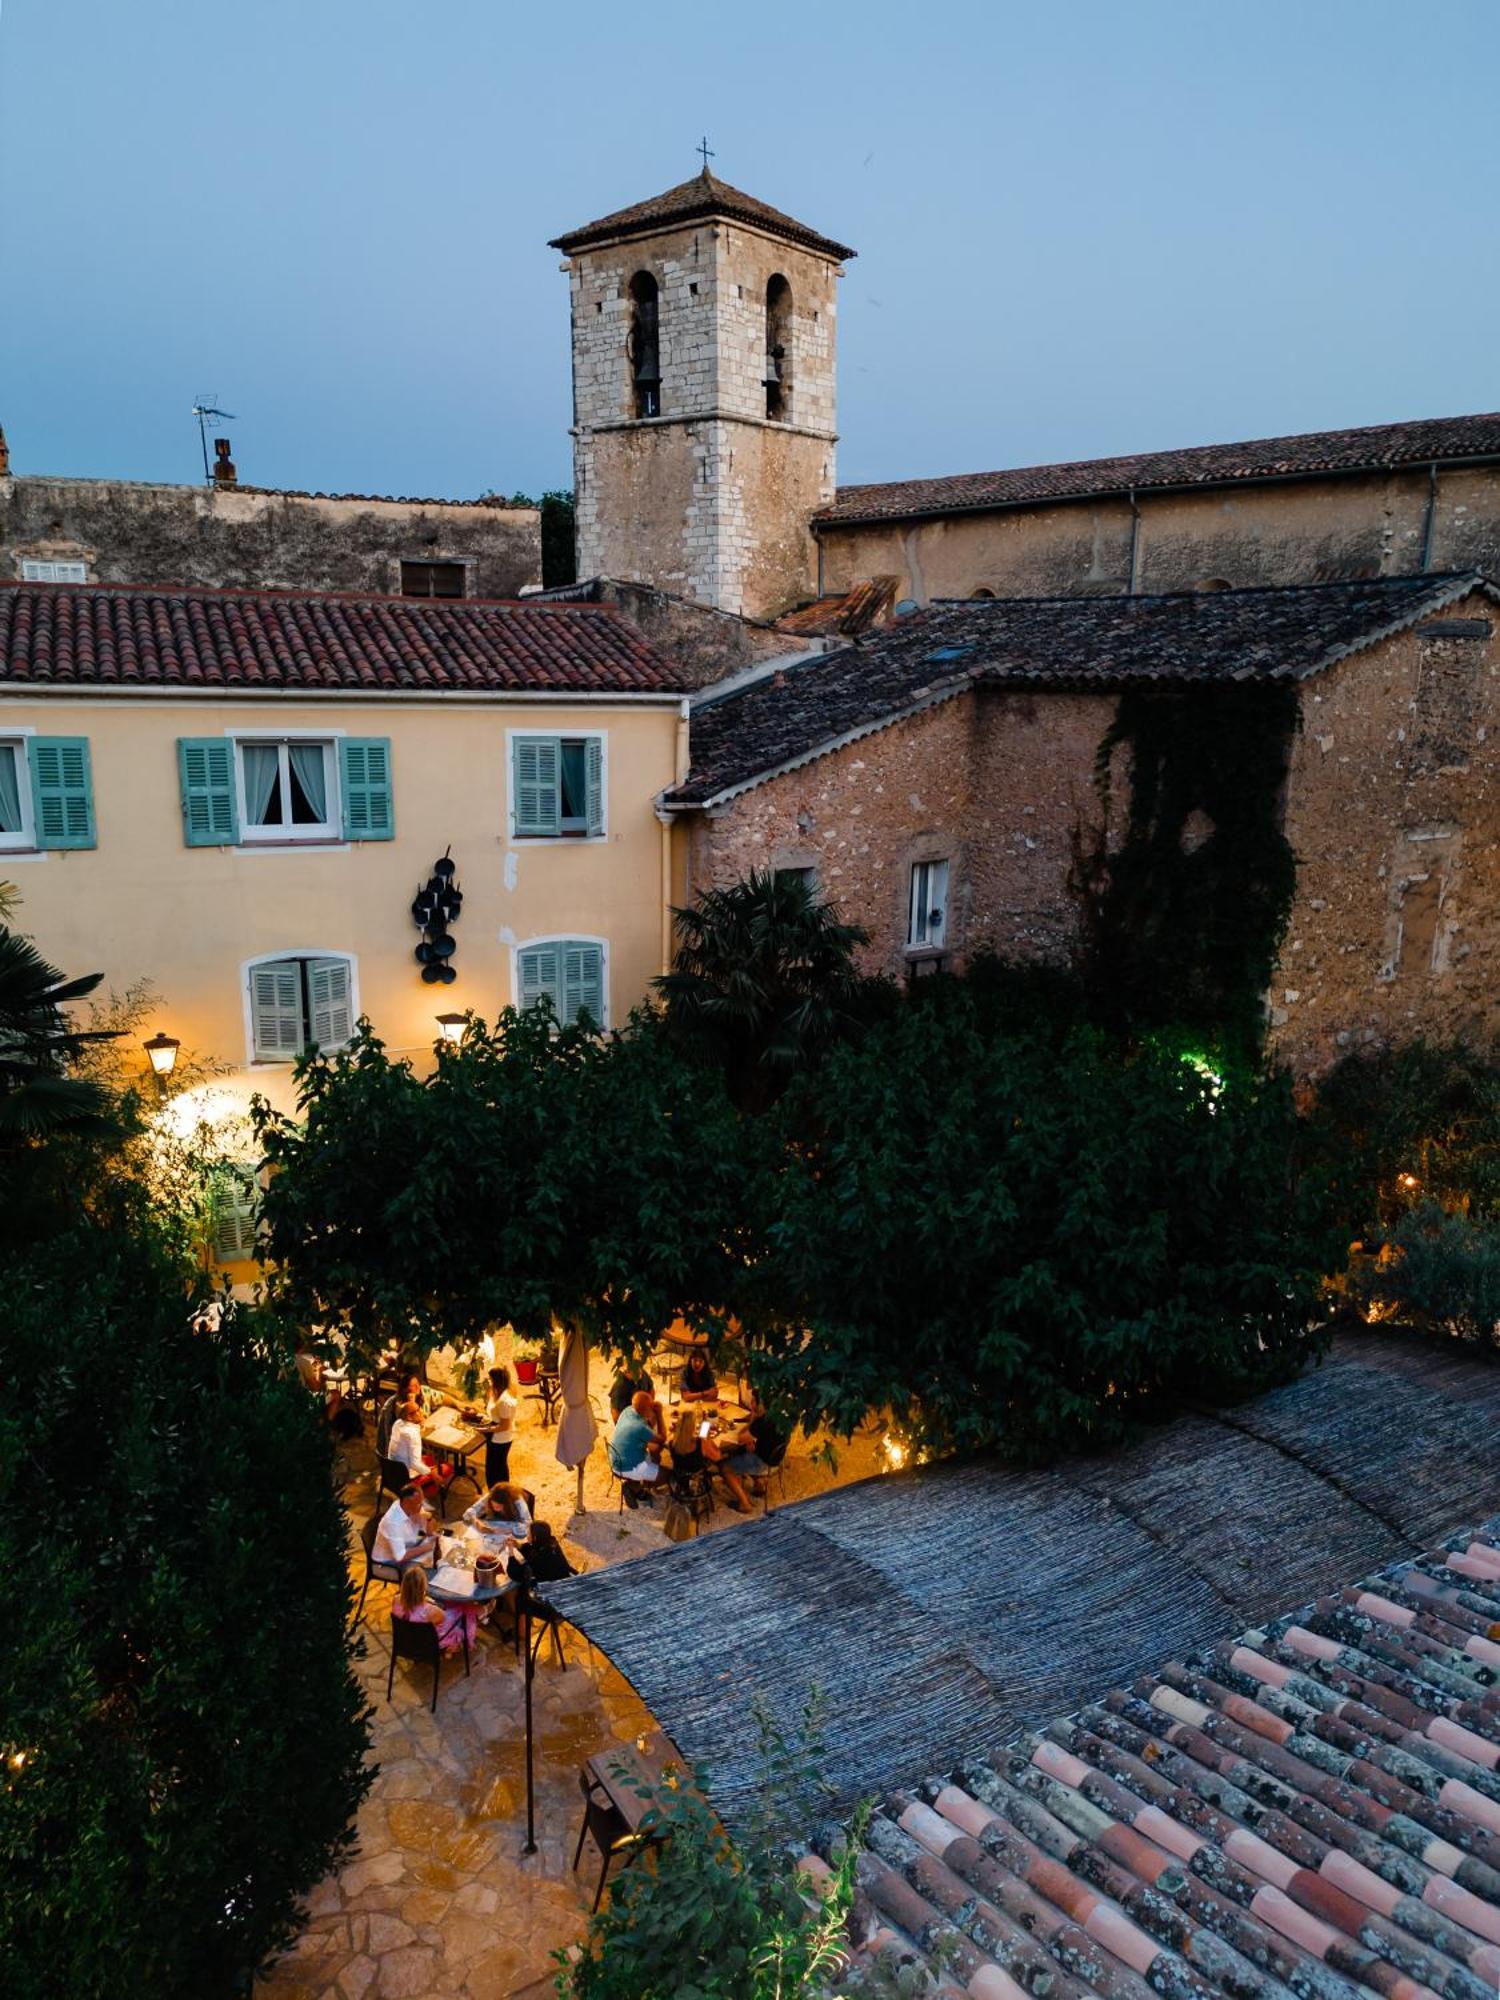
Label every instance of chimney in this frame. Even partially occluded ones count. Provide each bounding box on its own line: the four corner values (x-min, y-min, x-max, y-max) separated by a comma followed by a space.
212, 436, 237, 486
0, 426, 10, 477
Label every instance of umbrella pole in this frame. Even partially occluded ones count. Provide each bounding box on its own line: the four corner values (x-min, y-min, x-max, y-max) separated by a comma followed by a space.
576, 1461, 587, 1515
522, 1588, 537, 1857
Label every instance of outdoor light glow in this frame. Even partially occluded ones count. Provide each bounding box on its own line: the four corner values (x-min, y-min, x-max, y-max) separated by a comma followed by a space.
1181, 1052, 1225, 1111
152, 1081, 247, 1145
882, 1436, 907, 1470
143, 1031, 181, 1080
435, 1012, 467, 1044
1397, 1171, 1420, 1190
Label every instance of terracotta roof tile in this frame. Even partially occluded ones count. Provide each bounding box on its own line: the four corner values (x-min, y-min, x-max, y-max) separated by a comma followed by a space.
550, 167, 855, 262
821, 412, 1500, 527
839, 1517, 1500, 2000
665, 575, 1498, 805
0, 582, 688, 694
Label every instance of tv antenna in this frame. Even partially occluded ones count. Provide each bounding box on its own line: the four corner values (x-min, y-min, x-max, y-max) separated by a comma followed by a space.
191, 398, 237, 482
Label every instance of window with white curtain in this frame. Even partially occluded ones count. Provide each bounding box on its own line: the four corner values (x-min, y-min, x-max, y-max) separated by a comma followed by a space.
236, 738, 336, 841
0, 741, 33, 850
908, 858, 949, 950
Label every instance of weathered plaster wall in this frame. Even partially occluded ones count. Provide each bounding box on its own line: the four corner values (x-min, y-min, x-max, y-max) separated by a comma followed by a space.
1273, 588, 1500, 1074
589, 579, 814, 689
817, 466, 1500, 605
565, 217, 840, 618
680, 686, 1115, 982
0, 476, 540, 597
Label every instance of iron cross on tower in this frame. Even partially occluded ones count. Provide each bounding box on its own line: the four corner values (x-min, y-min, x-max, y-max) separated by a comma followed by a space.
697, 136, 715, 171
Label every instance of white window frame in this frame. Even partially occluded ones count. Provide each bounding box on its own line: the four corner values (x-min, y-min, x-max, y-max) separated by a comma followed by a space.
241, 949, 360, 1065
0, 733, 37, 852
506, 727, 608, 844
907, 858, 949, 951
230, 732, 341, 845
21, 559, 88, 583
509, 933, 610, 1030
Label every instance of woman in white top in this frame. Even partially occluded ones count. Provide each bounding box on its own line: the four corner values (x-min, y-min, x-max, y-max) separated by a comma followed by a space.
483, 1366, 517, 1487
388, 1399, 450, 1501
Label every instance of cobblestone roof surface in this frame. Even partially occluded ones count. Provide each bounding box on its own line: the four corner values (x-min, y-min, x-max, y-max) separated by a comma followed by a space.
0, 582, 688, 693
664, 575, 1495, 804
822, 412, 1500, 526
550, 166, 856, 262
833, 1509, 1500, 2000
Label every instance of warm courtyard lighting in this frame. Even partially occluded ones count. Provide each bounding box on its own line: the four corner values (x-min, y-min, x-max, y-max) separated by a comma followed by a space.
882, 1436, 907, 1470
436, 1012, 467, 1044
143, 1031, 181, 1086
1397, 1171, 1420, 1190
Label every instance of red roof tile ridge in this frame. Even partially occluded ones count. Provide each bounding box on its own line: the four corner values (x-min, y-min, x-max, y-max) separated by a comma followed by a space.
0, 577, 615, 616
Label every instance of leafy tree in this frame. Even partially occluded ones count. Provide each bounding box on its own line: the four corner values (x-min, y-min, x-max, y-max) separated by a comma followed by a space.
0, 921, 117, 1155
0, 924, 370, 1996
1352, 1202, 1500, 1343
739, 982, 1337, 1459
503, 488, 577, 587
557, 1695, 865, 2000
656, 869, 877, 1110
254, 1006, 748, 1375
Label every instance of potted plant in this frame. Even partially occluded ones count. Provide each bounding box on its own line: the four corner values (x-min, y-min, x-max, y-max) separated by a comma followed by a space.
513, 1331, 543, 1385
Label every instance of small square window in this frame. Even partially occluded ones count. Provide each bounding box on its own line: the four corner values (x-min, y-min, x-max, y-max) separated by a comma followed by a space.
400, 560, 466, 599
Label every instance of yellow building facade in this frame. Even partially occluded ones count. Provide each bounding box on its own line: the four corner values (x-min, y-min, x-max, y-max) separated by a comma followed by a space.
0, 585, 689, 1158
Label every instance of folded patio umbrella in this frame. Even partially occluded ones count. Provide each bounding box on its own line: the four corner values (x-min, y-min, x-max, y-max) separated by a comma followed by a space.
554, 1324, 597, 1514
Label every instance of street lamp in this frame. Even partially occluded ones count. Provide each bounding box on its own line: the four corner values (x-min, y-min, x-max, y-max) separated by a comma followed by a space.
142, 1032, 181, 1090
435, 1012, 466, 1044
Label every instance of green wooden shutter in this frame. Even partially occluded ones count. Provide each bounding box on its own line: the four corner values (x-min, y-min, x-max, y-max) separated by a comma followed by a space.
517, 942, 560, 1014
585, 737, 604, 836
210, 1167, 260, 1262
340, 738, 394, 840
308, 958, 353, 1049
28, 738, 95, 849
250, 959, 305, 1060
177, 738, 238, 846
562, 941, 605, 1027
513, 737, 560, 837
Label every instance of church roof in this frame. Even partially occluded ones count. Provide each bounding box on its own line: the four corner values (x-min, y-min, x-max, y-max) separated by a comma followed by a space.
0, 581, 690, 696
549, 167, 856, 262
662, 573, 1498, 806
820, 411, 1500, 528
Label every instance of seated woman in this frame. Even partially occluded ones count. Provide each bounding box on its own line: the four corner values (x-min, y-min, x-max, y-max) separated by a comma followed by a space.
393, 1565, 478, 1654
678, 1349, 718, 1403
463, 1480, 533, 1555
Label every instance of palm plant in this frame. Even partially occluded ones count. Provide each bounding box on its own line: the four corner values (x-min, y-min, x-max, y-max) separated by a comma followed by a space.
654, 868, 871, 1109
0, 923, 118, 1147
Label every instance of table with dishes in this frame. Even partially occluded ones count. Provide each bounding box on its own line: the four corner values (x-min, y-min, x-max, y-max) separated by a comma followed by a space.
420, 1409, 488, 1508
425, 1515, 522, 1608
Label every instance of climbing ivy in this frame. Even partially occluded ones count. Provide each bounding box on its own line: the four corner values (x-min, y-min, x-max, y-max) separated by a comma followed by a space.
1073, 683, 1299, 1055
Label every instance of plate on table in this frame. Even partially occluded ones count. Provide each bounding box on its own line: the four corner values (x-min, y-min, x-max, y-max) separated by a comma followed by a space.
432, 1565, 476, 1596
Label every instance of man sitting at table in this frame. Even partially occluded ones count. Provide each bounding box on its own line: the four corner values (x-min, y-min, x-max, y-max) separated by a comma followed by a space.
388, 1397, 455, 1501
609, 1390, 665, 1507
374, 1484, 437, 1568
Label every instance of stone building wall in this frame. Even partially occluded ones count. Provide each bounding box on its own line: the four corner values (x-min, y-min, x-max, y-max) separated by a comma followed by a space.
0, 475, 540, 597
565, 218, 841, 619
679, 685, 1115, 984
815, 464, 1500, 606
1272, 586, 1500, 1074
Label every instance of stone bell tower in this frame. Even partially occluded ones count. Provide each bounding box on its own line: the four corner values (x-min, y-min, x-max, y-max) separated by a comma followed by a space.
551, 168, 854, 620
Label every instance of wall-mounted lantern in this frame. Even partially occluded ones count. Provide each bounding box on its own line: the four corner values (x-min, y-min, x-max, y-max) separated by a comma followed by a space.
143, 1031, 181, 1091
435, 1012, 467, 1044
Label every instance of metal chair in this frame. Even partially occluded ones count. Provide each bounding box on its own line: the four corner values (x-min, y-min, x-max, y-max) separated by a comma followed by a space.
387, 1611, 470, 1712
354, 1512, 405, 1625
573, 1770, 650, 1912
377, 1453, 410, 1506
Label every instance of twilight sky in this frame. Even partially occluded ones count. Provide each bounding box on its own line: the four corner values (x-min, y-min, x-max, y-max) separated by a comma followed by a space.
2, 0, 1496, 501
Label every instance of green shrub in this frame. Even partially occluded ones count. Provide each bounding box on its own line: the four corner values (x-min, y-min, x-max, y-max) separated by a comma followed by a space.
1355, 1202, 1500, 1342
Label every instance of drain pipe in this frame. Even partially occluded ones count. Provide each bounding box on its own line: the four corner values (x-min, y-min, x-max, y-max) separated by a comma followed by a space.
1420, 462, 1439, 573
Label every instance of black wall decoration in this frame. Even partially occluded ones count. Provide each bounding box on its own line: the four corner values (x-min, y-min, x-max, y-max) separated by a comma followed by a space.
412, 850, 462, 985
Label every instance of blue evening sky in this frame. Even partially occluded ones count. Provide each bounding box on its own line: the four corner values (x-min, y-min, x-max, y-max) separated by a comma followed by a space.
2, 0, 1495, 500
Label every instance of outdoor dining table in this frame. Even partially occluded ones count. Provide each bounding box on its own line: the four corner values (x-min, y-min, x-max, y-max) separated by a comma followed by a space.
583, 1731, 684, 1835
426, 1529, 518, 1609
421, 1414, 486, 1505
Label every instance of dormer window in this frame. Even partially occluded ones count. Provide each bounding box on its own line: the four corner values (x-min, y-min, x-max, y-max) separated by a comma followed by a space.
628, 271, 661, 419
764, 275, 792, 420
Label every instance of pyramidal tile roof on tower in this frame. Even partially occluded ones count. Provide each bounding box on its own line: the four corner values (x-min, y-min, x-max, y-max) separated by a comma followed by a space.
549, 168, 856, 262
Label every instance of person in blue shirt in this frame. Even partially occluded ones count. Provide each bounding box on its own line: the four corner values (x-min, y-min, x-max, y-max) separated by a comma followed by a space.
609, 1390, 664, 1508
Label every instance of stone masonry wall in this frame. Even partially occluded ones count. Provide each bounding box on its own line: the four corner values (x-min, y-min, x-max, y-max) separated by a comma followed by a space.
566, 218, 841, 618
816, 465, 1500, 605
1273, 587, 1500, 1074
0, 476, 540, 597
682, 685, 1116, 982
